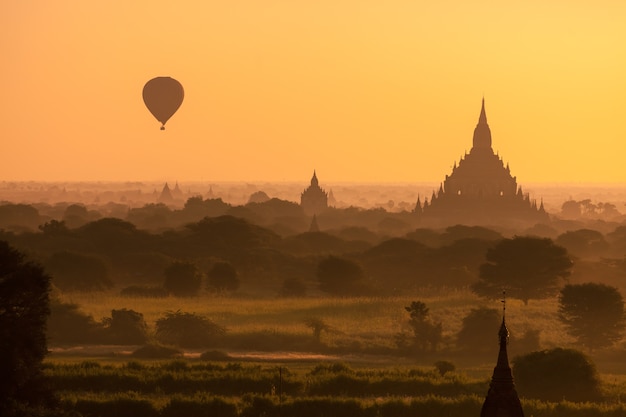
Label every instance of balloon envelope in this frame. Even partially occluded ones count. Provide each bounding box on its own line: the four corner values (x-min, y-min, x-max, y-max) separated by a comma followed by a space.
142, 77, 184, 130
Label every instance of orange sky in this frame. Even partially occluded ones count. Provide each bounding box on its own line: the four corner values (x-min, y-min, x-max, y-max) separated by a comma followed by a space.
2, 1, 625, 183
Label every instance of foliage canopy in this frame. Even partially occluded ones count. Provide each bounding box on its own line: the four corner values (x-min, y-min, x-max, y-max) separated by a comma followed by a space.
558, 282, 625, 351
472, 236, 572, 304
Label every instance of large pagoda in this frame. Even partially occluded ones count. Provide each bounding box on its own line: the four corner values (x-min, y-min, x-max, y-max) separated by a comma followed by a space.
300, 171, 329, 216
417, 99, 548, 228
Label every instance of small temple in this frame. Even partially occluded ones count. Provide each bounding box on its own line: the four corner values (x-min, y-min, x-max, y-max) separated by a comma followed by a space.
480, 296, 525, 417
417, 99, 548, 228
300, 171, 329, 216
158, 182, 174, 204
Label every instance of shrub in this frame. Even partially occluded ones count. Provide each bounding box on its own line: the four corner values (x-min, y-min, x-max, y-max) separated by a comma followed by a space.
512, 348, 603, 402
102, 309, 148, 345
47, 299, 105, 345
434, 360, 455, 376
155, 311, 226, 348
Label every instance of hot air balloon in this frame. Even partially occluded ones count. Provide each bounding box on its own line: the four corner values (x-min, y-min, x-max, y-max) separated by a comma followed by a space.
142, 77, 184, 130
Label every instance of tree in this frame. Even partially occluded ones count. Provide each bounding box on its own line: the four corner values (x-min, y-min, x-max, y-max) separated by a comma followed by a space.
558, 283, 625, 351
280, 277, 307, 297
155, 311, 225, 348
316, 255, 369, 296
472, 236, 573, 305
404, 301, 442, 351
555, 229, 608, 259
45, 251, 112, 291
163, 261, 202, 297
456, 307, 501, 355
304, 317, 332, 343
0, 241, 54, 414
512, 348, 602, 402
102, 309, 148, 345
207, 261, 240, 292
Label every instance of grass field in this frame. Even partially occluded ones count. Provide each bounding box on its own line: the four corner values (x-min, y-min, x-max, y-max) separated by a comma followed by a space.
55, 287, 575, 358
46, 288, 626, 416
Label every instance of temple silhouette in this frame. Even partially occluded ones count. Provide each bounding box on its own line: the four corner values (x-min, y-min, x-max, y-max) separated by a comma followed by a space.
480, 302, 525, 417
300, 171, 329, 215
416, 99, 548, 228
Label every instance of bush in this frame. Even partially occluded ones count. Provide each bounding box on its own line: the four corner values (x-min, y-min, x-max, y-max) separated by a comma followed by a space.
163, 261, 202, 297
434, 360, 455, 376
47, 299, 105, 345
512, 348, 603, 402
102, 309, 148, 345
155, 311, 226, 348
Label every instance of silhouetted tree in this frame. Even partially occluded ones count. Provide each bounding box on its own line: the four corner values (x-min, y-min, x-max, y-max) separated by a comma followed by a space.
48, 299, 105, 345
513, 348, 602, 402
102, 309, 148, 345
207, 261, 240, 292
456, 307, 501, 355
555, 229, 608, 259
45, 251, 112, 291
0, 241, 54, 414
316, 255, 369, 296
304, 317, 332, 343
38, 219, 69, 236
472, 236, 572, 305
404, 301, 442, 351
558, 283, 625, 351
155, 311, 225, 348
280, 277, 307, 297
163, 261, 202, 297
0, 203, 41, 231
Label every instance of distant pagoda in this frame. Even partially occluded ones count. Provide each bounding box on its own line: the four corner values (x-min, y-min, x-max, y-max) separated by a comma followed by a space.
300, 171, 328, 215
417, 99, 548, 228
158, 182, 174, 204
480, 300, 525, 417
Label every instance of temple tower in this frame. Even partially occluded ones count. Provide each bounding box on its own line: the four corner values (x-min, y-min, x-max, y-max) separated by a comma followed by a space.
419, 99, 548, 228
480, 298, 525, 417
300, 171, 328, 215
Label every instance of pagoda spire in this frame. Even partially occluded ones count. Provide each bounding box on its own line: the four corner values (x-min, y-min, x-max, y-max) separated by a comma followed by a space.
479, 97, 488, 125
480, 292, 525, 417
311, 170, 319, 187
472, 98, 493, 151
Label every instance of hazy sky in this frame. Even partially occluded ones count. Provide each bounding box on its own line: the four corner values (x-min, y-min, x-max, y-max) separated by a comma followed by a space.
2, 1, 625, 183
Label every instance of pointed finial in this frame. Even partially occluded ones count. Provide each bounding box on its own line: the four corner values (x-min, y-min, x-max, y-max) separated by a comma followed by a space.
501, 290, 506, 319
479, 98, 488, 125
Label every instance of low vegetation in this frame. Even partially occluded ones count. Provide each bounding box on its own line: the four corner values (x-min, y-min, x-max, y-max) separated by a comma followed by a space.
45, 359, 626, 417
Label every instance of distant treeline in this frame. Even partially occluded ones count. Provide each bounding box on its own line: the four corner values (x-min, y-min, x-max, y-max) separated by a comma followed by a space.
2, 197, 626, 296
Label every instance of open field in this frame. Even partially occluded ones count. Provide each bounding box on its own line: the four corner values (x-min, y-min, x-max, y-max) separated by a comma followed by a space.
55, 288, 580, 364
